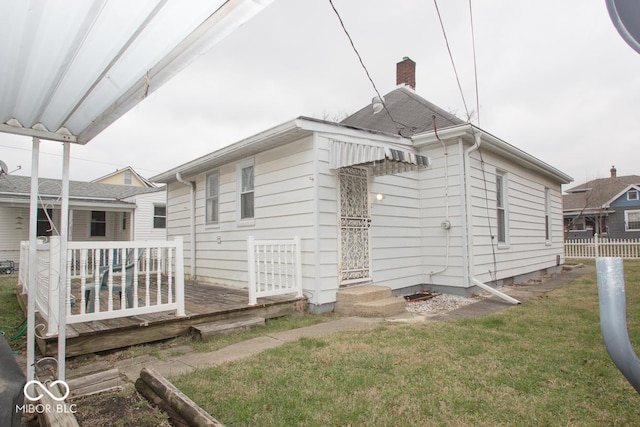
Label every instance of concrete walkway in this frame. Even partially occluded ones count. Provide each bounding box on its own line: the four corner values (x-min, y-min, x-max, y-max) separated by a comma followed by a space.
113, 263, 594, 382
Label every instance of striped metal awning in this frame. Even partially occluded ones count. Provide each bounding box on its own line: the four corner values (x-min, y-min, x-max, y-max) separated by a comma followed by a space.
329, 140, 430, 176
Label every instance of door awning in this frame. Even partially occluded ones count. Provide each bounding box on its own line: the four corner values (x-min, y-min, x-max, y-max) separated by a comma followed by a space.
329, 140, 430, 176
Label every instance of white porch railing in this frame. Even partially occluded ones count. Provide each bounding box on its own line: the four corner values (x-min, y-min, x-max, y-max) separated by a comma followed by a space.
19, 237, 185, 334
247, 236, 303, 305
564, 235, 640, 259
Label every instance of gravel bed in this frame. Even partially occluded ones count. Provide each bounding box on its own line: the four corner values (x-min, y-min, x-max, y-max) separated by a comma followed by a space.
404, 293, 482, 317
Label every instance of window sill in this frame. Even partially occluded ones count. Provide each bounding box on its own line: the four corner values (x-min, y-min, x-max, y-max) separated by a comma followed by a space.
497, 243, 510, 250
237, 218, 255, 227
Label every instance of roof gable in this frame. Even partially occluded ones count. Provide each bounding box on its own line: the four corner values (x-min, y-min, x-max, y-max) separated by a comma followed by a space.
92, 166, 156, 188
340, 86, 465, 137
563, 175, 640, 211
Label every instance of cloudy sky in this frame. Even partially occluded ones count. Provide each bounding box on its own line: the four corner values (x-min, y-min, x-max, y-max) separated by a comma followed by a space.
1, 0, 639, 189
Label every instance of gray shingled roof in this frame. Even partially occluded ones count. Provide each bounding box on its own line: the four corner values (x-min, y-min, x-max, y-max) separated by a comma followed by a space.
563, 175, 640, 212
340, 86, 465, 137
0, 174, 160, 200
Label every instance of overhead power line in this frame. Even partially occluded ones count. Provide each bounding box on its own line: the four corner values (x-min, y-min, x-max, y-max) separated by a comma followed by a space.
327, 0, 406, 134
433, 0, 471, 122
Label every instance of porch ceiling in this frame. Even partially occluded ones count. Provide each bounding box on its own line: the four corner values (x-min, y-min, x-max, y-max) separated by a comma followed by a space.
0, 0, 272, 144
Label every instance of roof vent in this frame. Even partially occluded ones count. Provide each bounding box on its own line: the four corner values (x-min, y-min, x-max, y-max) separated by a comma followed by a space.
611, 165, 617, 178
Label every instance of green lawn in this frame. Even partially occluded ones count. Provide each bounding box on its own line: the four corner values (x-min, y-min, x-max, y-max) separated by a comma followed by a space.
173, 261, 640, 426
0, 275, 26, 351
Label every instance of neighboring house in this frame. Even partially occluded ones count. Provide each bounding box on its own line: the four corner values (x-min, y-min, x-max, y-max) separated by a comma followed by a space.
92, 166, 156, 188
0, 174, 167, 265
151, 57, 572, 312
563, 166, 640, 239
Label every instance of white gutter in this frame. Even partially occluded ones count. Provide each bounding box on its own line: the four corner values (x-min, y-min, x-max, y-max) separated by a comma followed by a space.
176, 172, 196, 278
463, 131, 520, 305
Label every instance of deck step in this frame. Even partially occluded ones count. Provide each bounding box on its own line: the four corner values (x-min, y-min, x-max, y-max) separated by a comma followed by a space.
335, 285, 405, 317
191, 317, 265, 340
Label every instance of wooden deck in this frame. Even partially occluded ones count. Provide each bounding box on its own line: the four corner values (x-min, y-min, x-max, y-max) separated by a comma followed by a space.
17, 281, 305, 357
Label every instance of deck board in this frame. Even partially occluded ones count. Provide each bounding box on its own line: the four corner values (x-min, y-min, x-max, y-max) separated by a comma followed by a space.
17, 281, 303, 357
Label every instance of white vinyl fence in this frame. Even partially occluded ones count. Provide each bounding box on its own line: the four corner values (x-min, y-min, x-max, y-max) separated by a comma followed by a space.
565, 235, 640, 259
247, 236, 303, 305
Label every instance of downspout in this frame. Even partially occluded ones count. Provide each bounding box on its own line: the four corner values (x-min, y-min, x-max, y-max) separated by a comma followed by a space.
429, 116, 450, 279
463, 129, 519, 304
176, 173, 196, 279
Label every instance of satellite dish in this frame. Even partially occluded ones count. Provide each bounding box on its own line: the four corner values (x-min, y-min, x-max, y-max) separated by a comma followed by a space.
0, 160, 8, 175
606, 0, 640, 55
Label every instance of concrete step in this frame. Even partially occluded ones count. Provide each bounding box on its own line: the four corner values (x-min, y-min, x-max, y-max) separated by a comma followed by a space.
335, 285, 405, 317
191, 317, 265, 340
352, 297, 406, 317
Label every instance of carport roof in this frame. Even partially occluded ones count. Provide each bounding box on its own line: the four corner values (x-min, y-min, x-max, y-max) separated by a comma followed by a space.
0, 0, 272, 144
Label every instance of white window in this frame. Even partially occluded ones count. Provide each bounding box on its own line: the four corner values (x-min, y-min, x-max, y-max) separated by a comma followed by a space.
153, 205, 166, 229
237, 159, 254, 223
545, 188, 551, 242
206, 171, 219, 224
124, 171, 132, 185
625, 210, 640, 231
496, 172, 508, 244
627, 190, 639, 201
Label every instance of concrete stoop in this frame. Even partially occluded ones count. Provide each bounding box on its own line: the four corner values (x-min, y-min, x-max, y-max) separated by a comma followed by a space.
335, 284, 406, 317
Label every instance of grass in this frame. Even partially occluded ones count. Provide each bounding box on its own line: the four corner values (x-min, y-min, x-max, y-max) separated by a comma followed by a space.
0, 275, 26, 351
172, 260, 640, 426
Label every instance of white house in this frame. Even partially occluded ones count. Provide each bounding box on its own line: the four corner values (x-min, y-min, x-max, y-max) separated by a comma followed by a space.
0, 174, 167, 267
151, 58, 572, 312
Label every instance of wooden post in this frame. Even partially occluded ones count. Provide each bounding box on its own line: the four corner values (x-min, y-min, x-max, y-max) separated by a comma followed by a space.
137, 367, 224, 427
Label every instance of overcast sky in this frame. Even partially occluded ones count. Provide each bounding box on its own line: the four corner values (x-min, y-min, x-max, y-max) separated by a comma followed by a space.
1, 0, 638, 189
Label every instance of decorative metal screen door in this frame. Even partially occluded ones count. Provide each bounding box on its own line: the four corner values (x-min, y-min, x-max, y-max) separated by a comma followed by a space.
339, 167, 371, 285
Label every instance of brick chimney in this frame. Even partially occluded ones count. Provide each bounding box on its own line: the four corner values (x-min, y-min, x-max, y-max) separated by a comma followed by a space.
396, 57, 416, 89
610, 165, 617, 178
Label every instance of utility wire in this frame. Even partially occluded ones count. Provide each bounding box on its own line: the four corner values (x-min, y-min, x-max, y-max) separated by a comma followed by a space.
433, 0, 471, 122
0, 143, 162, 175
328, 0, 406, 134
468, 0, 480, 125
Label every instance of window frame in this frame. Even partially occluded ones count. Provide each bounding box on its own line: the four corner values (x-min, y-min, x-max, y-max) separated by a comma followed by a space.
496, 171, 509, 246
124, 171, 132, 185
627, 189, 639, 201
236, 158, 255, 225
90, 210, 107, 237
153, 204, 167, 229
205, 170, 220, 225
625, 209, 640, 231
544, 187, 552, 243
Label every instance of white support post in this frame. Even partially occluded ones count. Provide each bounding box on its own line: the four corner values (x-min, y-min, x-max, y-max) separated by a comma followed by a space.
27, 137, 40, 384
294, 236, 303, 298
247, 236, 257, 305
174, 237, 185, 316
57, 141, 70, 381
